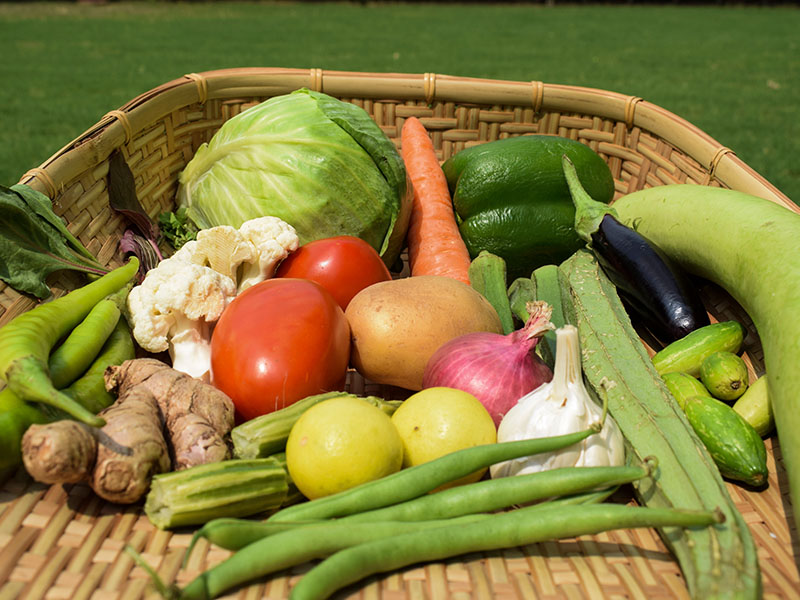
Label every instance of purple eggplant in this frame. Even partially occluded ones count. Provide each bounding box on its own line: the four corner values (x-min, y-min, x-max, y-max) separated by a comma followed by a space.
562, 156, 709, 344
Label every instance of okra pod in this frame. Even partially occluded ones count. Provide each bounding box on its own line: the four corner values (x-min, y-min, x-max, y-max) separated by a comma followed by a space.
144, 458, 289, 529
468, 250, 515, 334
508, 276, 537, 325
232, 392, 401, 459
507, 264, 568, 366
531, 263, 568, 363
559, 249, 760, 599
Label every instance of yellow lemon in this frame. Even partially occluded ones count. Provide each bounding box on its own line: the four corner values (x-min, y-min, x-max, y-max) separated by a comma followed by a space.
391, 387, 497, 489
286, 395, 404, 500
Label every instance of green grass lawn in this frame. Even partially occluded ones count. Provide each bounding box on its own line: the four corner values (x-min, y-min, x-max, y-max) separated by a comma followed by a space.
2, 2, 798, 202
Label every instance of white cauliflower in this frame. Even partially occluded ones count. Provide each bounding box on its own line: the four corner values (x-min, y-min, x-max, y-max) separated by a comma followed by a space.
127, 257, 237, 381
127, 216, 299, 379
172, 216, 299, 292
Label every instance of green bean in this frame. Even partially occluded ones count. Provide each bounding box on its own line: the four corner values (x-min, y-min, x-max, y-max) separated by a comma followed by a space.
178, 514, 492, 600
289, 502, 724, 600
185, 518, 311, 558
468, 250, 515, 335
269, 424, 601, 523
340, 462, 652, 524
179, 490, 615, 600
47, 293, 124, 389
557, 486, 618, 506
189, 483, 619, 556
0, 258, 139, 426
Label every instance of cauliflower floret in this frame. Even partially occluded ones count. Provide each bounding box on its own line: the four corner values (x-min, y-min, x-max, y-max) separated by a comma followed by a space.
127, 257, 237, 381
172, 226, 256, 284
169, 217, 299, 293
236, 216, 299, 291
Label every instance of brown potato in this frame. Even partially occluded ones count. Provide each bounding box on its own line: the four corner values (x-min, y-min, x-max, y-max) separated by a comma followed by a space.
345, 275, 503, 391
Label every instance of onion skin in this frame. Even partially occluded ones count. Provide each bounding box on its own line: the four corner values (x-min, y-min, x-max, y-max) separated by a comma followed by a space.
422, 302, 554, 426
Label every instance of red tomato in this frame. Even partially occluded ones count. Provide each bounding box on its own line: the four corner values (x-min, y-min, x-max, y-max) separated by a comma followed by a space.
275, 236, 392, 309
210, 278, 351, 421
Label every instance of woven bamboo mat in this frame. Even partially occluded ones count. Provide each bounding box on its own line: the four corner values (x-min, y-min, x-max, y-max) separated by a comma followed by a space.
0, 437, 796, 600
2, 68, 799, 598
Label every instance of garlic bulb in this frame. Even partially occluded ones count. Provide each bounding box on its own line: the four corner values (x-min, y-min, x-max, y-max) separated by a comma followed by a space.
490, 324, 625, 478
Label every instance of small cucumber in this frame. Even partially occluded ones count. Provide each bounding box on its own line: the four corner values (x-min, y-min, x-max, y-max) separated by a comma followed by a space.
651, 321, 745, 377
700, 351, 749, 401
661, 372, 709, 410
683, 395, 768, 487
733, 375, 773, 437
468, 250, 515, 335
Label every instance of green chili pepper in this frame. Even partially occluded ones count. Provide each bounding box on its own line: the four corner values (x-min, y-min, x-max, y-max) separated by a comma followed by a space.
0, 317, 135, 472
0, 258, 138, 426
47, 294, 123, 388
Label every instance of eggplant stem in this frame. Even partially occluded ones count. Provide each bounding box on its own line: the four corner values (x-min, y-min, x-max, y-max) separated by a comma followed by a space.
562, 155, 618, 244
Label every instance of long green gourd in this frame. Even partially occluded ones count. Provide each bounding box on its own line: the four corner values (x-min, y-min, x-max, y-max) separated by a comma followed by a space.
560, 249, 760, 599
613, 184, 800, 537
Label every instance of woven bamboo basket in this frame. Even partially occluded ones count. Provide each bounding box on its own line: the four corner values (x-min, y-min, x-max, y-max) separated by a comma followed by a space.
1, 68, 798, 600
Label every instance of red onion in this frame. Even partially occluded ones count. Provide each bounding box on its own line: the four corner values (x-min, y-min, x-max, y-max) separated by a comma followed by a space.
422, 301, 555, 426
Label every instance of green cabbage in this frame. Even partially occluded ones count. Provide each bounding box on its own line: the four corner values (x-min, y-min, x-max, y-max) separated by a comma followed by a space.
177, 89, 411, 267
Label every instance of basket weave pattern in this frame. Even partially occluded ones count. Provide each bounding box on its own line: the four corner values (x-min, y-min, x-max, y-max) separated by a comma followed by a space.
1, 68, 797, 599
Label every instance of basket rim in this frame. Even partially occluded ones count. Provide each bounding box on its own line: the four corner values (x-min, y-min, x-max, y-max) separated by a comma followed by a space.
18, 67, 793, 211
3, 67, 800, 600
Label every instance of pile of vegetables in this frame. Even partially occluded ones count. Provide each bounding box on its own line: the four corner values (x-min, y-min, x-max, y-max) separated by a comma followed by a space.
154, 430, 721, 600
2, 90, 799, 600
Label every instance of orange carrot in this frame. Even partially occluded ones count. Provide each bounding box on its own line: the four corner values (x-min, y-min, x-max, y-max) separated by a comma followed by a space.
401, 117, 472, 285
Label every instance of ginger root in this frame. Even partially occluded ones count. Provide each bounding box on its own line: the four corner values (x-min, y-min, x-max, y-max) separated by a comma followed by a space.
22, 385, 170, 503
22, 420, 97, 485
104, 358, 235, 469
21, 358, 236, 504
